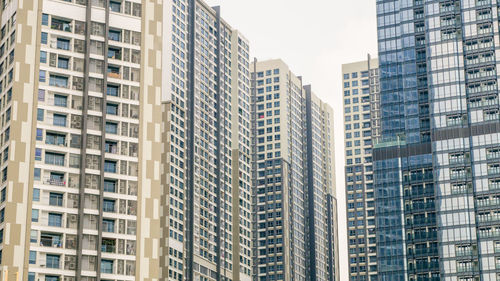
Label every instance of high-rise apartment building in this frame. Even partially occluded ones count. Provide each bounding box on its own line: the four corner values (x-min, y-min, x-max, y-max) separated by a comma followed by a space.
0, 0, 162, 280
162, 1, 254, 281
374, 1, 500, 281
251, 59, 338, 281
0, 1, 337, 281
342, 56, 379, 281
0, 0, 253, 280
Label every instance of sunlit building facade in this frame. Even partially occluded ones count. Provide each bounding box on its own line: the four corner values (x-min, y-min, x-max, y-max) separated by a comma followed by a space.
0, 0, 162, 280
342, 56, 380, 281
251, 59, 338, 281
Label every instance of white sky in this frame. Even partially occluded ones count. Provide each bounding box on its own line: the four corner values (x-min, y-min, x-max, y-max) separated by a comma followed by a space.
205, 0, 378, 279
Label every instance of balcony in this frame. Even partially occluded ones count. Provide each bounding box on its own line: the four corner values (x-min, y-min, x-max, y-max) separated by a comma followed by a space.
101, 244, 116, 253
45, 135, 66, 147
476, 0, 492, 6
407, 231, 437, 242
49, 75, 69, 88
477, 213, 500, 223
484, 111, 500, 122
476, 198, 500, 208
478, 229, 500, 238
44, 176, 65, 187
490, 180, 500, 190
405, 203, 435, 213
450, 170, 470, 180
40, 236, 62, 248
108, 48, 122, 60
477, 26, 492, 35
449, 155, 468, 165
488, 166, 500, 176
51, 19, 72, 32
107, 71, 121, 79
373, 134, 406, 149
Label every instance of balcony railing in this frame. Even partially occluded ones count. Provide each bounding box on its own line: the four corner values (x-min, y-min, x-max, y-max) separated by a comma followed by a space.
43, 178, 66, 187
40, 237, 62, 248
101, 244, 116, 253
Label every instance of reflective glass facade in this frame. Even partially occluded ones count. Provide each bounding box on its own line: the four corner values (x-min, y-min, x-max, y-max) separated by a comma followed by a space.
375, 0, 500, 281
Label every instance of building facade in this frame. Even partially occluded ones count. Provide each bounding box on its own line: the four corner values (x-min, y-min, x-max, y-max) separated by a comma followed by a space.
0, 0, 162, 280
161, 2, 253, 281
374, 0, 500, 281
0, 1, 338, 281
0, 0, 253, 280
251, 59, 338, 281
342, 56, 380, 281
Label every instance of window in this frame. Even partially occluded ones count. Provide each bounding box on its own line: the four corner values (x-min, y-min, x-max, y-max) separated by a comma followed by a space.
49, 75, 68, 88
37, 109, 44, 121
53, 114, 67, 127
49, 193, 63, 206
41, 32, 48, 44
58, 57, 69, 69
48, 213, 62, 227
33, 188, 40, 201
108, 47, 121, 59
40, 51, 47, 63
103, 199, 115, 212
31, 209, 39, 222
104, 161, 117, 173
344, 73, 349, 79
105, 122, 118, 134
110, 1, 121, 12
101, 259, 113, 273
106, 103, 118, 115
107, 85, 119, 96
34, 168, 41, 181
46, 254, 60, 268
54, 94, 67, 107
29, 251, 36, 264
104, 180, 116, 193
36, 129, 43, 141
39, 70, 46, 82
30, 230, 38, 243
42, 14, 49, 26
45, 152, 65, 166
46, 132, 66, 146
103, 219, 115, 232
38, 89, 45, 101
45, 276, 59, 281
108, 29, 121, 41
51, 18, 71, 32
105, 141, 117, 153
35, 148, 42, 161
56, 38, 70, 50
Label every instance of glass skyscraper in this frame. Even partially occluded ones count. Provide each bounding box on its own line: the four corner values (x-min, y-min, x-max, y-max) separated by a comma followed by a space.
375, 0, 500, 281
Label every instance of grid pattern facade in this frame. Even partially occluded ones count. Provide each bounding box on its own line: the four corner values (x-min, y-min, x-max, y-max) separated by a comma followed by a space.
251, 59, 338, 281
342, 58, 380, 281
30, 1, 144, 280
0, 0, 163, 280
162, 1, 253, 281
375, 0, 500, 281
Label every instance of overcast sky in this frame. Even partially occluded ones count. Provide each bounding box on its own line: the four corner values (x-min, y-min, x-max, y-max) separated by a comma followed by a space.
205, 0, 378, 279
